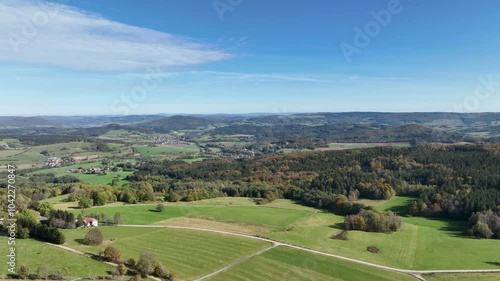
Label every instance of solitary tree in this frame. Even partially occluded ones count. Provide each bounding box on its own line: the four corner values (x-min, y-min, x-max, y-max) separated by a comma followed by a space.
156, 203, 165, 212
113, 212, 122, 224
84, 228, 103, 245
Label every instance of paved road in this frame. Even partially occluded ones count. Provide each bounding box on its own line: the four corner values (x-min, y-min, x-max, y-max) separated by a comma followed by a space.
117, 224, 500, 281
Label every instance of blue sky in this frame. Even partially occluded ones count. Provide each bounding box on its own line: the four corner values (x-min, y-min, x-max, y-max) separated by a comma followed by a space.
1, 0, 499, 116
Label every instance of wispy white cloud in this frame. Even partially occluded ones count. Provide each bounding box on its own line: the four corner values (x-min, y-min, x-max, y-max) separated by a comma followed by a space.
113, 70, 412, 84
0, 0, 232, 72
348, 76, 412, 81
194, 71, 334, 83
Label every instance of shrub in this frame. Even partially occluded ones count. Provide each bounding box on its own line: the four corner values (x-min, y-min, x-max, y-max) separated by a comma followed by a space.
104, 246, 122, 262
18, 265, 29, 279
156, 203, 164, 212
468, 211, 500, 239
471, 222, 493, 239
330, 230, 349, 241
367, 246, 380, 254
153, 263, 168, 279
79, 197, 93, 209
53, 267, 70, 281
135, 252, 155, 277
127, 258, 136, 267
130, 274, 141, 281
113, 213, 122, 224
37, 265, 50, 280
285, 225, 295, 231
84, 228, 103, 245
116, 264, 128, 276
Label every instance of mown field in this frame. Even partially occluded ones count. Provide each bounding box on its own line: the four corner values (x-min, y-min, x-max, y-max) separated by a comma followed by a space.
59, 197, 500, 272
133, 144, 199, 156
208, 246, 416, 281
68, 200, 314, 230
424, 273, 500, 281
62, 227, 271, 280
0, 237, 112, 277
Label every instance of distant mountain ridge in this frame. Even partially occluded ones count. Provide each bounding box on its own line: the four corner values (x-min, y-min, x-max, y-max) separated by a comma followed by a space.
1, 112, 499, 138
0, 117, 54, 127
135, 115, 213, 132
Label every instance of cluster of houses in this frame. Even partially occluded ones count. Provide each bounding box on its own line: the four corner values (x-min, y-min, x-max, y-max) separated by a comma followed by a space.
149, 135, 192, 146
69, 166, 106, 174
46, 155, 102, 167
69, 165, 122, 174
46, 157, 75, 167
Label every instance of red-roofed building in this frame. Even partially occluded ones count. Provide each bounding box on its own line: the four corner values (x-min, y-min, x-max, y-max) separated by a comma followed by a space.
83, 217, 98, 227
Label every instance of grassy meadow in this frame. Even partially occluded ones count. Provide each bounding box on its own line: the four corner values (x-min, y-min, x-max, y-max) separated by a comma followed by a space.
268, 197, 500, 270
62, 227, 271, 280
133, 144, 199, 156
68, 200, 314, 229
0, 237, 112, 277
208, 246, 416, 281
424, 273, 500, 281
53, 196, 500, 275
0, 141, 134, 171
30, 161, 132, 186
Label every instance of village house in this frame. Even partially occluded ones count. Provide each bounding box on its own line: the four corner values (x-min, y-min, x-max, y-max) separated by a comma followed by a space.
83, 217, 99, 227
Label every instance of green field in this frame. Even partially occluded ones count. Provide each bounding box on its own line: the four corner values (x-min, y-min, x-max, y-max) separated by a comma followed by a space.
30, 161, 132, 186
99, 129, 131, 138
59, 197, 500, 271
268, 197, 500, 270
0, 141, 134, 170
182, 157, 205, 163
0, 138, 20, 144
68, 202, 313, 228
425, 273, 500, 281
208, 246, 416, 281
0, 237, 112, 277
71, 171, 132, 185
322, 142, 411, 150
133, 144, 199, 156
40, 194, 71, 205
62, 227, 270, 280
377, 196, 417, 214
